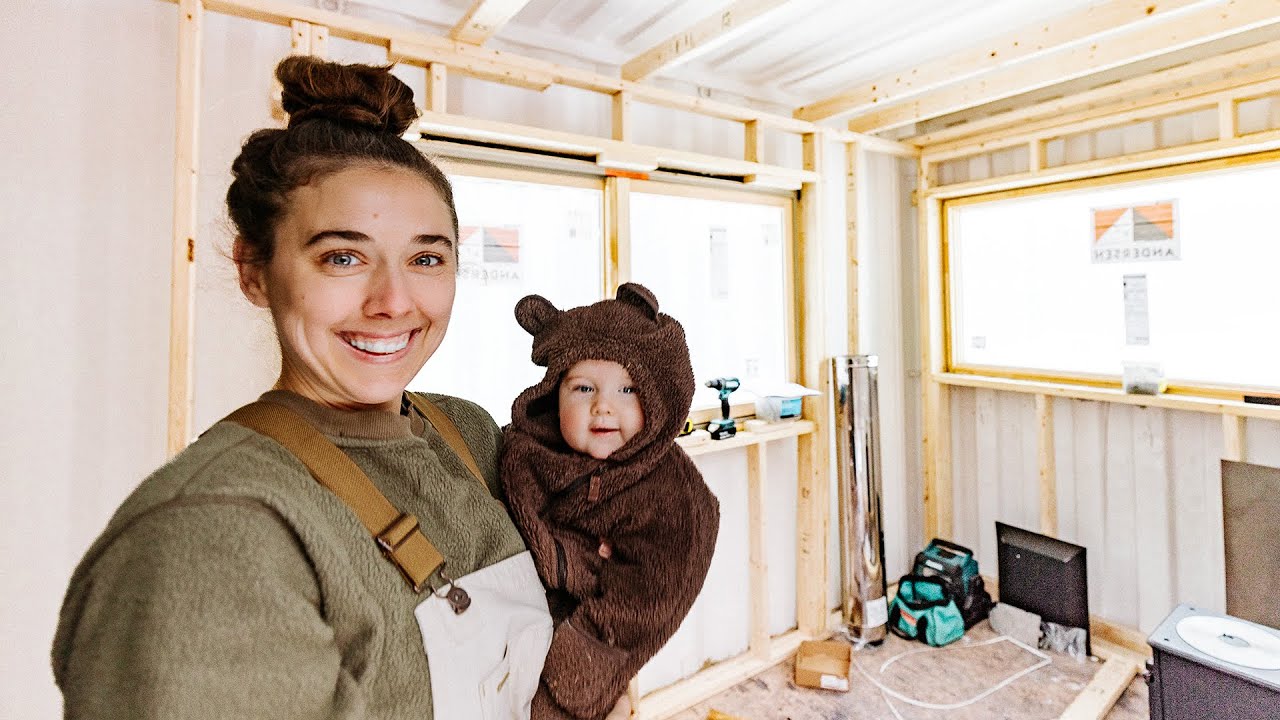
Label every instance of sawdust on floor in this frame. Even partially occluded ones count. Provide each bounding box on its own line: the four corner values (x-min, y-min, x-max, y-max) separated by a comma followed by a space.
671, 621, 1149, 720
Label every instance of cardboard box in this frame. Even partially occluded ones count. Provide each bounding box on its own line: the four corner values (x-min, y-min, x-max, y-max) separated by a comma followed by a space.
794, 640, 852, 692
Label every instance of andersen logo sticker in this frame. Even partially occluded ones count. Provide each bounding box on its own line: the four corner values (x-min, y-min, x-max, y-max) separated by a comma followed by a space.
457, 225, 522, 283
1091, 200, 1180, 264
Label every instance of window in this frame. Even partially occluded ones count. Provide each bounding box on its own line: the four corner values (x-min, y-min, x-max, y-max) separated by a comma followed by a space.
629, 184, 794, 410
411, 165, 604, 423
946, 152, 1280, 391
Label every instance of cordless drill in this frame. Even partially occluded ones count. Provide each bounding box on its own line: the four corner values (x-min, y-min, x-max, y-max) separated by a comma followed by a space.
706, 377, 740, 440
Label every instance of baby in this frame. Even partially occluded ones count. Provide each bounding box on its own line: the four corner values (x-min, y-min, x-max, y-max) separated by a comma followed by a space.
501, 283, 720, 720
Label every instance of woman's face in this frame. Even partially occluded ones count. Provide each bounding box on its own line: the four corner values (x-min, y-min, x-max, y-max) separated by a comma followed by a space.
237, 165, 457, 412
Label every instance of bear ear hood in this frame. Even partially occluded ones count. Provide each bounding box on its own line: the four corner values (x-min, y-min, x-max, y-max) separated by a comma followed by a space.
515, 294, 563, 336
616, 282, 658, 320
508, 283, 695, 470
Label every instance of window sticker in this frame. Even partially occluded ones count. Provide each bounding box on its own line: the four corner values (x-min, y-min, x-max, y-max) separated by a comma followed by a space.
1091, 200, 1180, 264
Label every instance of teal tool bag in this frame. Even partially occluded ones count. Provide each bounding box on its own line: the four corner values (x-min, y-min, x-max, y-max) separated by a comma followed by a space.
888, 575, 966, 647
912, 538, 991, 629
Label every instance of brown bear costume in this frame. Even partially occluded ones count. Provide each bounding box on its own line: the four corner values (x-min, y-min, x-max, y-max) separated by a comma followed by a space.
501, 283, 720, 720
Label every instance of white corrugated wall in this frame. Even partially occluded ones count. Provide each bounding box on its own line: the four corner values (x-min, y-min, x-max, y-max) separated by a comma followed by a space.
949, 389, 1269, 634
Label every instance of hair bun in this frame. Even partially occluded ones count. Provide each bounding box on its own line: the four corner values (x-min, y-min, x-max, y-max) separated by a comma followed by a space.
277, 55, 419, 135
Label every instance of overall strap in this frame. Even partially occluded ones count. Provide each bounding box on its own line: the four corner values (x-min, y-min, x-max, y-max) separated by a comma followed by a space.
404, 393, 488, 492
225, 401, 445, 593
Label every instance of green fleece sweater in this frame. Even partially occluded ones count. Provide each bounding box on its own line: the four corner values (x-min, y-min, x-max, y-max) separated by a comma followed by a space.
52, 390, 526, 719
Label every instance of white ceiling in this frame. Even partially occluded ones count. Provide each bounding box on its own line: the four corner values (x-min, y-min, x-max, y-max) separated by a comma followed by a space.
336, 0, 1105, 108
310, 0, 1280, 137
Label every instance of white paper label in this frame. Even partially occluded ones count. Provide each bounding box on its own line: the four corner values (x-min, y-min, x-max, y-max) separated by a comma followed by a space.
1123, 274, 1150, 346
820, 674, 849, 691
865, 596, 889, 627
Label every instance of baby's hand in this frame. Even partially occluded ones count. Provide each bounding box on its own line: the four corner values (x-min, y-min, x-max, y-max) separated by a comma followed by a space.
603, 692, 632, 720
597, 538, 612, 560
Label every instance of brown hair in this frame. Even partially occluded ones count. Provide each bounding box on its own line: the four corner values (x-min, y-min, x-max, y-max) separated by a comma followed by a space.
227, 56, 456, 265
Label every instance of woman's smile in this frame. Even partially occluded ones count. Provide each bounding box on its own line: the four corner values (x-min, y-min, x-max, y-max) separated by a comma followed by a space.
340, 328, 420, 358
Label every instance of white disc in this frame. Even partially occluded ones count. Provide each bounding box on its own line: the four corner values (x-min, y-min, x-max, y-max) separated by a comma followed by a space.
1175, 615, 1280, 670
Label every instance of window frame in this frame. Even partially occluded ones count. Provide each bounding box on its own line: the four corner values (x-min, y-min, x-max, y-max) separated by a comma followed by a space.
941, 147, 1280, 400
433, 155, 805, 412
629, 178, 800, 385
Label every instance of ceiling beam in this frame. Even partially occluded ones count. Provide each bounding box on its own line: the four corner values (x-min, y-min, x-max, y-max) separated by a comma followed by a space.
622, 0, 794, 82
449, 0, 533, 45
838, 0, 1280, 133
794, 0, 1214, 123
910, 38, 1280, 149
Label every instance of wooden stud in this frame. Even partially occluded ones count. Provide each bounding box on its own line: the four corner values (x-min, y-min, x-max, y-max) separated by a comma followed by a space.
448, 0, 532, 45
1036, 393, 1058, 537
795, 0, 1203, 122
604, 175, 631, 297
795, 132, 830, 638
167, 0, 202, 456
309, 23, 329, 58
390, 38, 554, 92
919, 161, 954, 540
1218, 98, 1239, 141
610, 91, 631, 142
935, 382, 954, 541
744, 119, 762, 164
621, 0, 793, 82
912, 39, 1280, 149
426, 62, 448, 113
925, 123, 1280, 198
1028, 138, 1043, 174
826, 128, 921, 158
746, 444, 771, 659
922, 72, 1280, 167
1057, 656, 1140, 720
1222, 413, 1246, 462
845, 141, 860, 353
844, 0, 1280, 133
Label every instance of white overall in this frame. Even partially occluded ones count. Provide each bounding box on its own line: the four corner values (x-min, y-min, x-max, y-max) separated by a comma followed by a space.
415, 550, 554, 720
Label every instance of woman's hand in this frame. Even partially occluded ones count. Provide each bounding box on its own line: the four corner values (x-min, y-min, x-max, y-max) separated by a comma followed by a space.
603, 692, 632, 720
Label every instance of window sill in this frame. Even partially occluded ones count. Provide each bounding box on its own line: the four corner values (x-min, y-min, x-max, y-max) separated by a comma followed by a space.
677, 419, 816, 457
934, 372, 1280, 421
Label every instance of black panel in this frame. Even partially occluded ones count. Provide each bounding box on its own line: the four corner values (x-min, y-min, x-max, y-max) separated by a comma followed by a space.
995, 521, 1090, 655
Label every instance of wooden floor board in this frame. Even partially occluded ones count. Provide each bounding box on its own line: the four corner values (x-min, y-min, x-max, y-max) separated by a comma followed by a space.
669, 622, 1149, 720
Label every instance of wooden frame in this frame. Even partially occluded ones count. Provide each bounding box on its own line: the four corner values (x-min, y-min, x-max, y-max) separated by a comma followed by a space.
921, 73, 1280, 198
448, 0, 532, 45
795, 0, 1205, 123
167, 0, 202, 455
913, 68, 1279, 688
806, 0, 1280, 133
621, 0, 794, 82
937, 147, 1280, 404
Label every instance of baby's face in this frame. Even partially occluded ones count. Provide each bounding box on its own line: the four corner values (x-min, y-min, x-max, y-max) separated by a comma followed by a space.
558, 359, 645, 460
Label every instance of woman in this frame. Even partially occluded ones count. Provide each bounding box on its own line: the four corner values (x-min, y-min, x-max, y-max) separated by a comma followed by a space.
52, 57, 629, 720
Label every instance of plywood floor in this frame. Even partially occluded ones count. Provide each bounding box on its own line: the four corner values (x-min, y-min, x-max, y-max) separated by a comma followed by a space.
671, 622, 1149, 720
